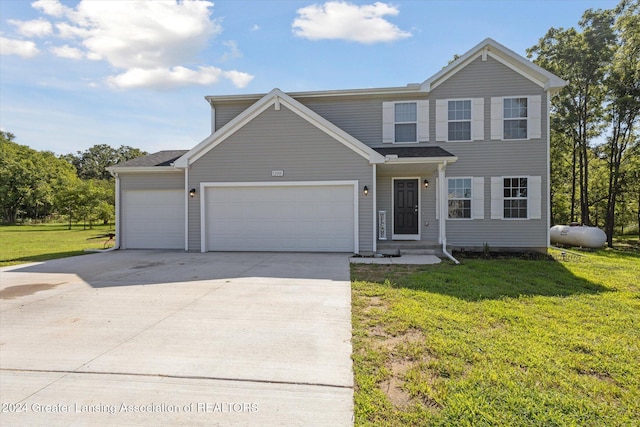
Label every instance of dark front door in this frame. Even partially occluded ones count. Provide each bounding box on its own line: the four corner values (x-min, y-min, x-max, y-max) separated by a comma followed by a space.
394, 179, 419, 235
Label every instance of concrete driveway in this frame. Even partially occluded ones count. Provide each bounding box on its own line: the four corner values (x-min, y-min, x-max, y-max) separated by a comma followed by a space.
0, 251, 353, 426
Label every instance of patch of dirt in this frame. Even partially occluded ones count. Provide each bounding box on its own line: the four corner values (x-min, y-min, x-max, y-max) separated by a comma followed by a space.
0, 282, 66, 299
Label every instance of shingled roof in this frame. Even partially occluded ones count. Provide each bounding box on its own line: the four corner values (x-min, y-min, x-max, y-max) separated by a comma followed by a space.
373, 146, 456, 158
114, 150, 188, 167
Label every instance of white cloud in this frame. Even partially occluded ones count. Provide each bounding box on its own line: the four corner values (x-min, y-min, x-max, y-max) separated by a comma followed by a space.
220, 40, 243, 62
107, 66, 254, 90
0, 37, 40, 58
251, 24, 260, 32
31, 0, 72, 18
223, 70, 254, 88
14, 0, 255, 90
292, 1, 411, 43
9, 18, 53, 38
51, 44, 83, 59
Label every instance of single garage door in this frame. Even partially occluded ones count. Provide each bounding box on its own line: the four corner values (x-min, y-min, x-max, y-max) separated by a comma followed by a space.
123, 190, 184, 249
205, 184, 355, 252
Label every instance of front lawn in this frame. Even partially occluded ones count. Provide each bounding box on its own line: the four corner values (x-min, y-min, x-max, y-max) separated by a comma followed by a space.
351, 247, 640, 426
0, 224, 114, 267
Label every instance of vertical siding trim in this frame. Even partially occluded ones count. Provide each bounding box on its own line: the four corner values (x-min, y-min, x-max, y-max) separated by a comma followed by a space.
472, 98, 484, 140
382, 102, 394, 143
184, 168, 189, 251
435, 177, 440, 220
528, 95, 542, 139
491, 97, 503, 140
491, 177, 504, 219
435, 100, 447, 141
417, 100, 429, 142
372, 164, 377, 253
472, 177, 484, 219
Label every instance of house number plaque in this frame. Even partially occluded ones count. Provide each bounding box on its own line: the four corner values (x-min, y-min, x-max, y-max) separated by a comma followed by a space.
271, 170, 284, 177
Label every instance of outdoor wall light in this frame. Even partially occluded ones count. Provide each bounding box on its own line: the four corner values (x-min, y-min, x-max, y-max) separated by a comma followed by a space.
363, 185, 369, 196
424, 179, 429, 189
189, 188, 197, 198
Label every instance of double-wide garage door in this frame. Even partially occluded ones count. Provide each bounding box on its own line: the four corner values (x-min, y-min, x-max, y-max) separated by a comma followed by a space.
123, 190, 184, 249
205, 184, 356, 252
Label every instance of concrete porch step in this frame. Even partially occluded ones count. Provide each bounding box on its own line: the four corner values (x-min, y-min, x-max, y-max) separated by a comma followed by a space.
377, 241, 442, 256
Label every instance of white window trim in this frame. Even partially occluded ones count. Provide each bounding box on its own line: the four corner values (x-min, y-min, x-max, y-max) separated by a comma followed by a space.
446, 176, 484, 220
382, 100, 429, 144
446, 177, 473, 220
502, 176, 529, 220
491, 95, 542, 141
491, 175, 542, 221
503, 97, 529, 140
447, 99, 472, 142
436, 98, 484, 142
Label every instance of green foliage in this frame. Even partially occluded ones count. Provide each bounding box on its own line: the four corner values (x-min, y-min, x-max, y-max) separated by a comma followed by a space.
351, 248, 640, 426
62, 143, 147, 180
528, 0, 640, 241
1, 132, 77, 224
1, 131, 142, 225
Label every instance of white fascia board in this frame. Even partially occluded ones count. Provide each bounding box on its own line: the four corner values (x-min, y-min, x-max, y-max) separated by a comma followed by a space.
421, 38, 567, 93
385, 156, 458, 165
106, 166, 183, 174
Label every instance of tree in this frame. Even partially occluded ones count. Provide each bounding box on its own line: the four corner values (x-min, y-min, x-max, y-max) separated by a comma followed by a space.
528, 9, 617, 226
602, 0, 640, 246
64, 144, 146, 180
1, 133, 76, 224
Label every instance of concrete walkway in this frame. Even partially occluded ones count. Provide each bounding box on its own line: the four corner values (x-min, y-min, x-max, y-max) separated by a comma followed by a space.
350, 254, 441, 265
0, 251, 353, 426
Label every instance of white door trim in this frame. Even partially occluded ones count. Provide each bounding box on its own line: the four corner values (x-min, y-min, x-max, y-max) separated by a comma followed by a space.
200, 180, 359, 253
391, 176, 421, 240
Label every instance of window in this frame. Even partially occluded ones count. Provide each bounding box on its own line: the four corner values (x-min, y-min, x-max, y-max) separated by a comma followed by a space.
394, 102, 417, 142
448, 100, 471, 141
503, 177, 528, 218
448, 178, 472, 219
503, 98, 527, 139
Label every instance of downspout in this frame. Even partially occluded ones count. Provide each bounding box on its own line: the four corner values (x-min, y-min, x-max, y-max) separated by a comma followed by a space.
439, 162, 460, 264
85, 172, 120, 253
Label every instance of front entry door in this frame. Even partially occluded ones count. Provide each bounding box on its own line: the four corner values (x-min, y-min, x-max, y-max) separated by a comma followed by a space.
394, 179, 419, 235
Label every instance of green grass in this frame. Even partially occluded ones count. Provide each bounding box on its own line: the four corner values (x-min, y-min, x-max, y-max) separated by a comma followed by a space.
351, 247, 640, 426
0, 224, 115, 266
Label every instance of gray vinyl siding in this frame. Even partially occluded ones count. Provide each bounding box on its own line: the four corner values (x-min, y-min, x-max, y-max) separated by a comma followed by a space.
214, 101, 254, 130
189, 104, 374, 253
213, 94, 425, 147
119, 172, 184, 191
428, 56, 549, 249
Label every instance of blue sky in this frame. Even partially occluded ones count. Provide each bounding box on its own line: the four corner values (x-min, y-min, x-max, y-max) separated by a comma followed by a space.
0, 0, 619, 155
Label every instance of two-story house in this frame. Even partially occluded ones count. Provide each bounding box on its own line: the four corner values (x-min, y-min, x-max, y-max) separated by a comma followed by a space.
108, 38, 567, 258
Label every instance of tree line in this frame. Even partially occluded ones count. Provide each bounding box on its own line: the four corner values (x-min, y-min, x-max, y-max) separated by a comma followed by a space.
0, 130, 146, 227
527, 0, 639, 246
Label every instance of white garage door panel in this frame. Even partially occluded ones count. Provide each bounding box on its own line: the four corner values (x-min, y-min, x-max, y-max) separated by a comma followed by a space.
206, 185, 355, 252
124, 190, 184, 249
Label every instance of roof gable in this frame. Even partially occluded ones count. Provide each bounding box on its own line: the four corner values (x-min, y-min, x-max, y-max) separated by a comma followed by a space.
421, 38, 567, 93
174, 89, 385, 168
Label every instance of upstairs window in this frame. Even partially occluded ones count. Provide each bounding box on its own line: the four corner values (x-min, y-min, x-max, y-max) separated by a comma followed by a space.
503, 177, 528, 219
504, 98, 528, 139
394, 102, 417, 143
448, 100, 471, 141
448, 178, 472, 219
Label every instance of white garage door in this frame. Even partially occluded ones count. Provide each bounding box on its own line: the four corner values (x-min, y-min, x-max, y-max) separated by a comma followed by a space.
205, 184, 355, 252
123, 190, 184, 249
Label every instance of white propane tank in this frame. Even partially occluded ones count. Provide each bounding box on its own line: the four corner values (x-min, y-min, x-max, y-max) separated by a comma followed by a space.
550, 225, 607, 248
